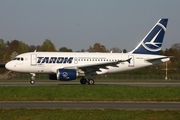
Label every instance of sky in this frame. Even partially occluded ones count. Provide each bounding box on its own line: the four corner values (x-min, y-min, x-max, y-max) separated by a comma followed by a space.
0, 0, 180, 51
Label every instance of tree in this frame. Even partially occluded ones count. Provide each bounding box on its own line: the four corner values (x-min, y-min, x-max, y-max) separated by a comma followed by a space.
28, 45, 40, 52
0, 39, 7, 62
6, 40, 28, 60
39, 39, 57, 52
162, 43, 180, 70
10, 51, 18, 60
17, 41, 28, 54
59, 47, 72, 52
171, 43, 180, 51
6, 40, 19, 55
87, 43, 109, 52
122, 49, 127, 53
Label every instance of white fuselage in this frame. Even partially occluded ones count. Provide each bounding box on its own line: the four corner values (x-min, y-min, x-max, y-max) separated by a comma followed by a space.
5, 52, 169, 75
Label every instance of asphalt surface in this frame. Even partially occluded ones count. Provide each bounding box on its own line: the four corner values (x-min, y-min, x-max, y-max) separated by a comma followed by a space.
1, 81, 180, 86
0, 101, 179, 110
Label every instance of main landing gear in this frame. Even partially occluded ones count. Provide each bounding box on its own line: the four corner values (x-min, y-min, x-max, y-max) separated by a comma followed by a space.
80, 77, 94, 85
30, 73, 36, 84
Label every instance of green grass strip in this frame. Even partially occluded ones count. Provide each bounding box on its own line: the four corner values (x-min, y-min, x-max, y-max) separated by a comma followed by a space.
0, 86, 180, 101
0, 109, 180, 120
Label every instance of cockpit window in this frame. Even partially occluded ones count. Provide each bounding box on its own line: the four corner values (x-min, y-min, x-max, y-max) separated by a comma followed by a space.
13, 58, 17, 60
13, 57, 24, 61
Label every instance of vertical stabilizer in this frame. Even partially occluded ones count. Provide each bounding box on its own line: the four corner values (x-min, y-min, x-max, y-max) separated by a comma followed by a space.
130, 18, 168, 55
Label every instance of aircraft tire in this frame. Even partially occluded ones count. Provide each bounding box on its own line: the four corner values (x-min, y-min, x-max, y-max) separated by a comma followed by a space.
80, 78, 87, 84
88, 79, 94, 85
30, 80, 35, 84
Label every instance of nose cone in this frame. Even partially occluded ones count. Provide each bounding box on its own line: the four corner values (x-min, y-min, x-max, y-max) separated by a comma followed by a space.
5, 62, 14, 71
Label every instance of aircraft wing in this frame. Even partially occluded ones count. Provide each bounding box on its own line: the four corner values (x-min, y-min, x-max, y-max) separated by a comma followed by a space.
63, 58, 131, 74
77, 61, 119, 74
50, 58, 132, 73
78, 61, 120, 69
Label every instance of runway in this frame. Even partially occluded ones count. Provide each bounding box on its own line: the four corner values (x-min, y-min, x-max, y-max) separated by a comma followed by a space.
1, 81, 180, 86
0, 101, 180, 110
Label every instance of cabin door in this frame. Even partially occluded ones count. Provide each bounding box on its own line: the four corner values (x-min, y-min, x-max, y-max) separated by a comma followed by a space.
31, 54, 37, 66
128, 55, 134, 67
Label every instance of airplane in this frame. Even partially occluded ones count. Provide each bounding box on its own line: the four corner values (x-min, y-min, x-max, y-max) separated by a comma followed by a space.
5, 18, 170, 85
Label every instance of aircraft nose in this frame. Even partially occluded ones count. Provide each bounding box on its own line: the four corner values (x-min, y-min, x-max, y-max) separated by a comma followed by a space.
5, 62, 14, 71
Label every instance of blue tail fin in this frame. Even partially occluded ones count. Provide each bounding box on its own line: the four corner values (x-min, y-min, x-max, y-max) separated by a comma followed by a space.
130, 18, 168, 55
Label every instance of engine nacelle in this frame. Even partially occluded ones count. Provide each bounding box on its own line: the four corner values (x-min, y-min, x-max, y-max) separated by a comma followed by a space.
56, 69, 78, 81
49, 69, 78, 80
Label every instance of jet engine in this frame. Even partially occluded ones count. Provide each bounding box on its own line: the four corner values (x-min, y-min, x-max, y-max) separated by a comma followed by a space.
49, 69, 78, 81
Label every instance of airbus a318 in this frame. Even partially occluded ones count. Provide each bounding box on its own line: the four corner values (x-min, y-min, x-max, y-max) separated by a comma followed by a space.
5, 18, 170, 85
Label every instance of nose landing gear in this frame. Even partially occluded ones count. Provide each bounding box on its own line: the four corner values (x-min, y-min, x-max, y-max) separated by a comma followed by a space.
30, 73, 36, 84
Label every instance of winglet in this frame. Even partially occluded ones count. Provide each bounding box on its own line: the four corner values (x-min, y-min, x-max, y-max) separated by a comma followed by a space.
130, 18, 168, 55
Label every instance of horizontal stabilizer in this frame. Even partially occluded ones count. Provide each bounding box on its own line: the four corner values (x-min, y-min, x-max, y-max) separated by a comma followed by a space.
145, 56, 172, 63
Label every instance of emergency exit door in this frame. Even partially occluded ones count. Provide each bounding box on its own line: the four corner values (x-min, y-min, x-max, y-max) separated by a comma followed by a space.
31, 54, 37, 66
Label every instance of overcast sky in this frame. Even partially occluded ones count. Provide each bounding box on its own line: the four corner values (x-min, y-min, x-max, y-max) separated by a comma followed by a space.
0, 0, 179, 51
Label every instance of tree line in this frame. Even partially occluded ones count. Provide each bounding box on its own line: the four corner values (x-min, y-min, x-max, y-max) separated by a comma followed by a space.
0, 38, 127, 62
0, 38, 180, 73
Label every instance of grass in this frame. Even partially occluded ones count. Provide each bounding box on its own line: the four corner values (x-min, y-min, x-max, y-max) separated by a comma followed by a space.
0, 86, 180, 101
0, 85, 180, 120
0, 109, 180, 120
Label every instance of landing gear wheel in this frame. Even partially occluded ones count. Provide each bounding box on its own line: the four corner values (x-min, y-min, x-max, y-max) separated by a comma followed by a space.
88, 79, 94, 85
30, 73, 36, 85
30, 80, 35, 84
80, 78, 87, 84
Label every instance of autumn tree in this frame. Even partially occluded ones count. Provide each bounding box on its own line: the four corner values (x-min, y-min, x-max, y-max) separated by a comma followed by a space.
6, 40, 28, 60
6, 40, 19, 55
59, 47, 72, 52
87, 43, 108, 52
39, 39, 57, 52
